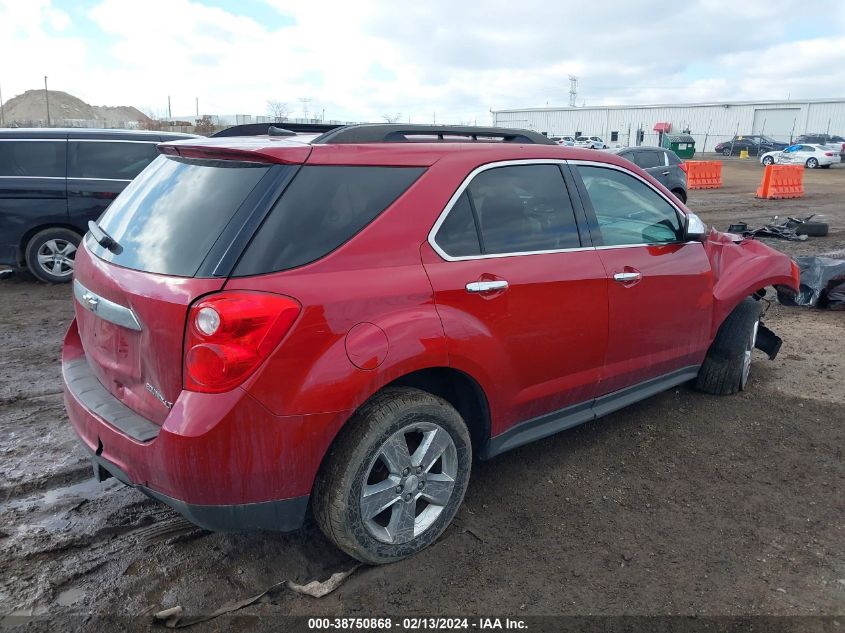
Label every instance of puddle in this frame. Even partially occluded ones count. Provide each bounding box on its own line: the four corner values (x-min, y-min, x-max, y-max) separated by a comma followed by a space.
56, 587, 85, 606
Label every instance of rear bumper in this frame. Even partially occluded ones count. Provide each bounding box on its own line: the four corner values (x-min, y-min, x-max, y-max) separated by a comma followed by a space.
62, 318, 351, 531
90, 450, 308, 531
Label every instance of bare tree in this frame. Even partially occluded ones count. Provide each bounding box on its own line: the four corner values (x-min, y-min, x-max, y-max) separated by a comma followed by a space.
193, 115, 215, 136
382, 112, 402, 124
267, 100, 291, 123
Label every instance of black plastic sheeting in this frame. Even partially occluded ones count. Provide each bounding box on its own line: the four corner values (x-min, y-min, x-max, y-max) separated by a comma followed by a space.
778, 256, 845, 309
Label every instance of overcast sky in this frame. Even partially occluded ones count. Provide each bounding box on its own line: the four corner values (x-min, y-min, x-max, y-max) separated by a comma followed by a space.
2, 0, 844, 124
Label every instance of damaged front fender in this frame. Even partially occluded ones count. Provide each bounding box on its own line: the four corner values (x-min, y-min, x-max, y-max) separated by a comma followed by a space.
704, 229, 800, 337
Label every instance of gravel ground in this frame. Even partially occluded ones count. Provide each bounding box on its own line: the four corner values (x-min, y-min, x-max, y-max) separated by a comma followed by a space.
1, 158, 843, 632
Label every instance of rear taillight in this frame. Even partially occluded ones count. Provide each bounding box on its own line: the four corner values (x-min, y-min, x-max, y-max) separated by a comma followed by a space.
184, 291, 300, 393
679, 162, 688, 173
825, 152, 834, 156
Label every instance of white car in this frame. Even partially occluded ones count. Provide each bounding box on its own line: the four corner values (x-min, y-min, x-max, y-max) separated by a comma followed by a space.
574, 136, 607, 149
556, 136, 575, 146
760, 144, 839, 169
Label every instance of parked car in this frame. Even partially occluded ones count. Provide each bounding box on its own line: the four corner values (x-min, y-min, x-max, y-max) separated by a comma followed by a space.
795, 133, 844, 145
63, 124, 798, 564
556, 135, 575, 146
759, 144, 840, 169
610, 146, 688, 203
714, 135, 788, 156
0, 128, 196, 283
575, 136, 606, 149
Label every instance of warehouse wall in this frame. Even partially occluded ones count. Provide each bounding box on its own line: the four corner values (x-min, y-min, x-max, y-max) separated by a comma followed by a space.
492, 100, 845, 152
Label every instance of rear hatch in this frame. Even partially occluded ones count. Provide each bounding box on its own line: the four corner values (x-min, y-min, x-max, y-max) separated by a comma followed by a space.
73, 148, 293, 424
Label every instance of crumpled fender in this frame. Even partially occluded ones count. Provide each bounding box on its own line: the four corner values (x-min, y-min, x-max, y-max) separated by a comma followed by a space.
705, 229, 799, 336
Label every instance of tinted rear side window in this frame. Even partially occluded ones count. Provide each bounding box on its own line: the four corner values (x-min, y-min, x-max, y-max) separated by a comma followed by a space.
69, 141, 159, 180
434, 192, 481, 257
87, 155, 271, 276
0, 141, 66, 177
235, 166, 424, 275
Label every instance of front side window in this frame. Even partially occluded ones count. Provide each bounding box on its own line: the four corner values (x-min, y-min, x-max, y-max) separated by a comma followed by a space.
69, 141, 158, 180
435, 164, 580, 257
0, 141, 66, 177
576, 165, 682, 246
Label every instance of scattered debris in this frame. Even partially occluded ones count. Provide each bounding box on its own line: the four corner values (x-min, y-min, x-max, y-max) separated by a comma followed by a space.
152, 566, 361, 628
777, 256, 845, 309
727, 214, 827, 241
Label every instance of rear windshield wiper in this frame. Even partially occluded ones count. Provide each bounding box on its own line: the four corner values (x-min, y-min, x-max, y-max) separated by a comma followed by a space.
88, 221, 121, 253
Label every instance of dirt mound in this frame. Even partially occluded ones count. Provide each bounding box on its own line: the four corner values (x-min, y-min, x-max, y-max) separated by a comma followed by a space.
2, 89, 151, 128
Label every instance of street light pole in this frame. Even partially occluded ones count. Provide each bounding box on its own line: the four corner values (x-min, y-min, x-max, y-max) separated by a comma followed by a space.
0, 83, 5, 127
44, 75, 51, 127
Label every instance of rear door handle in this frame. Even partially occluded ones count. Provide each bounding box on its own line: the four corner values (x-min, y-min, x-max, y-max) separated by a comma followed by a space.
613, 272, 642, 283
466, 280, 509, 293
662, 170, 670, 176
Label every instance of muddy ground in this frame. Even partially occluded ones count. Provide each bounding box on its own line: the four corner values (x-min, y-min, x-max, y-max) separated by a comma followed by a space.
1, 158, 843, 631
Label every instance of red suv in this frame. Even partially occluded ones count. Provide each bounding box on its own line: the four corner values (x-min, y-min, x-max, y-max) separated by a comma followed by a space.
62, 125, 799, 563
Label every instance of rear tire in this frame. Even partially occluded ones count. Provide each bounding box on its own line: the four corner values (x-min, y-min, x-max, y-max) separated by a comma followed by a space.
25, 227, 81, 284
313, 387, 472, 564
694, 298, 762, 396
796, 221, 829, 237
806, 158, 818, 169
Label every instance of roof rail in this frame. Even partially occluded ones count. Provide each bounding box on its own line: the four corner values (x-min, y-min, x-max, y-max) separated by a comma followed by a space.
312, 124, 556, 145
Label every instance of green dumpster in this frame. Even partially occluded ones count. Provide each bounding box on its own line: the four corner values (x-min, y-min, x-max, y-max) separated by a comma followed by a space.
661, 133, 696, 159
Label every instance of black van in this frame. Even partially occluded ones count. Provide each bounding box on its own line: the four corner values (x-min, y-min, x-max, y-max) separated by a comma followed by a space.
0, 128, 196, 283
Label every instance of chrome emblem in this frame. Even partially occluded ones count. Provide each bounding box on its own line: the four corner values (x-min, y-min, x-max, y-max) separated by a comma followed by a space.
145, 382, 173, 409
82, 291, 100, 312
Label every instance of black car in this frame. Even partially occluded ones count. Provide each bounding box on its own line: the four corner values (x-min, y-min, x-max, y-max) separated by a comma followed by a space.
0, 128, 196, 282
714, 135, 789, 156
609, 146, 688, 203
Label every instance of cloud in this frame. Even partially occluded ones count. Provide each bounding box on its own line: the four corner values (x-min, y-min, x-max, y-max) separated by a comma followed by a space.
0, 0, 844, 124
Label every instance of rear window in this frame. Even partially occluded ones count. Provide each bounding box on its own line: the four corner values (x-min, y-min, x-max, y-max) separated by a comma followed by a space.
234, 166, 425, 275
0, 140, 66, 177
69, 141, 159, 180
87, 155, 271, 276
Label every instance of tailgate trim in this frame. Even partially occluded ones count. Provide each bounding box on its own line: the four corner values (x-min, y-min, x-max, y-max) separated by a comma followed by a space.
64, 356, 160, 442
73, 279, 142, 331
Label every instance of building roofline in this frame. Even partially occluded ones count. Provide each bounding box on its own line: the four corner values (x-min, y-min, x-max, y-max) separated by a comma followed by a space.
493, 98, 845, 114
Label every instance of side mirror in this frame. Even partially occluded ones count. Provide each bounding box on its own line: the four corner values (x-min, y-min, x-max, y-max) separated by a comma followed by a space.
684, 212, 708, 242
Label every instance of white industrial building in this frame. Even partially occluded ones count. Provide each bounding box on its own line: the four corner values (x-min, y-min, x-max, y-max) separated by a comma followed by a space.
492, 98, 845, 152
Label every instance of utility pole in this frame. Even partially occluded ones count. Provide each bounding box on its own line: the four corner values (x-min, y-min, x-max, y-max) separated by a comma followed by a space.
44, 76, 51, 127
568, 75, 578, 108
298, 97, 312, 120
196, 97, 199, 118
0, 83, 5, 127
167, 96, 171, 119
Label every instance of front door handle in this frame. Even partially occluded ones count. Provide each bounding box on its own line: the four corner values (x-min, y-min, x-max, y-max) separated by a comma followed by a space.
466, 280, 509, 293
613, 271, 642, 283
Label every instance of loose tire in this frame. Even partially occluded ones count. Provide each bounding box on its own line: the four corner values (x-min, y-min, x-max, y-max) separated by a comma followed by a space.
25, 228, 81, 284
796, 221, 829, 237
762, 156, 774, 166
313, 387, 472, 564
694, 298, 762, 396
806, 157, 818, 169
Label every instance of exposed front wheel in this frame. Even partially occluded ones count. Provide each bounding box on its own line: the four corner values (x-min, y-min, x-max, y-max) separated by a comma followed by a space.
313, 387, 472, 564
25, 228, 81, 284
694, 298, 762, 395
762, 156, 774, 166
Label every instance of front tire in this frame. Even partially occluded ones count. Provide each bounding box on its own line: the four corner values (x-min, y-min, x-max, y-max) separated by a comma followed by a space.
762, 156, 774, 166
25, 227, 80, 284
722, 147, 731, 156
313, 387, 472, 564
694, 298, 761, 396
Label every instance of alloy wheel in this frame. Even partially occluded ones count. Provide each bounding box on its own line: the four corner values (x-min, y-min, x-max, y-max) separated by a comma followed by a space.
741, 319, 759, 389
36, 239, 76, 279
360, 422, 458, 544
